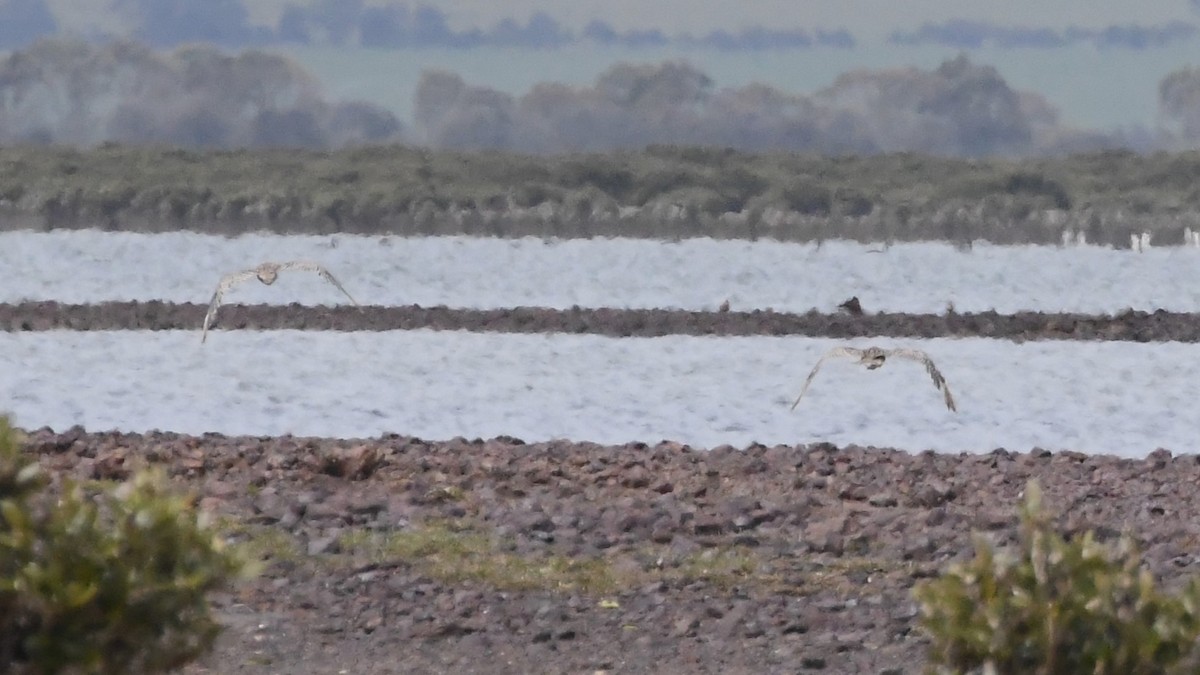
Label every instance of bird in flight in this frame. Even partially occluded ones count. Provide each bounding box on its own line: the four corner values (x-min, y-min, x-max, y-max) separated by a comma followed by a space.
201, 261, 358, 343
790, 346, 957, 412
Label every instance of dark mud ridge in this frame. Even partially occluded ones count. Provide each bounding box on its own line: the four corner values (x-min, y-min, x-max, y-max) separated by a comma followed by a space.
3, 300, 1199, 342
20, 427, 1200, 674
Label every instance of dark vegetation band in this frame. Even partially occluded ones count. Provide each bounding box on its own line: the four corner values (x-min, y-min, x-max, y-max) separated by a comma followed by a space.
1, 144, 1198, 246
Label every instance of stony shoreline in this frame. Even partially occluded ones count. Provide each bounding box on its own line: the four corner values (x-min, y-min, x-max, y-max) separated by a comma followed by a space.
2, 301, 1197, 342
18, 427, 1200, 674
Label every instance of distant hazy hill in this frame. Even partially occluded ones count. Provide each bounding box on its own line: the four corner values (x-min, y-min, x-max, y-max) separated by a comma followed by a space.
3, 36, 1200, 156
6, 1, 1197, 54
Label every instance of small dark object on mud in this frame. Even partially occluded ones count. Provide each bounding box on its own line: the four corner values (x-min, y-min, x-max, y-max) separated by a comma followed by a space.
838, 296, 864, 316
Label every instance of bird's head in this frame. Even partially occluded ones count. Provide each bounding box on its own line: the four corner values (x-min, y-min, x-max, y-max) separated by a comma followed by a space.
256, 264, 281, 285
861, 348, 887, 369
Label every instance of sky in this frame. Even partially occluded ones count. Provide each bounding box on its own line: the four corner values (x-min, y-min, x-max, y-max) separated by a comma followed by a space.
224, 0, 1198, 32
386, 0, 1198, 37
43, 0, 1200, 41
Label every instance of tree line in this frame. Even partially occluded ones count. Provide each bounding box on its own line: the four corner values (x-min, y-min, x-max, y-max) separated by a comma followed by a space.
2, 37, 1200, 156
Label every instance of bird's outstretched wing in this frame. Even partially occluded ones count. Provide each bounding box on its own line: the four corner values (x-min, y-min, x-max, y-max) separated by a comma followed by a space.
278, 260, 359, 306
790, 346, 864, 410
885, 348, 957, 412
201, 269, 260, 343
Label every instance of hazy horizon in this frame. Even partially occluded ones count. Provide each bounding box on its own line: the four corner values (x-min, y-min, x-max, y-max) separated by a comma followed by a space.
4, 1, 1200, 148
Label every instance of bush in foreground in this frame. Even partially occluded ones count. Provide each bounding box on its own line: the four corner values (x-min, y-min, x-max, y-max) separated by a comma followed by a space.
915, 481, 1200, 675
0, 416, 248, 673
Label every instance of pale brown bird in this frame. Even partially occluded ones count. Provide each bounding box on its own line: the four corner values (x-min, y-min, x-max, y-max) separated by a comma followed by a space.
790, 346, 957, 412
201, 261, 358, 343
718, 299, 731, 313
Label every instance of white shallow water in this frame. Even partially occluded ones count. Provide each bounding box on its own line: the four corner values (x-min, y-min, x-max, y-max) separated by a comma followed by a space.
3, 330, 1196, 458
4, 229, 1200, 314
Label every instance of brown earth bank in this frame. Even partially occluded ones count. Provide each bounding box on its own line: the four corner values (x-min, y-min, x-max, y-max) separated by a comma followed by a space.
17, 427, 1200, 674
3, 301, 1199, 342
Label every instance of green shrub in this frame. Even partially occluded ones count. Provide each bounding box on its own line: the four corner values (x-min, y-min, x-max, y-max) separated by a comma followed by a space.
834, 188, 875, 217
0, 418, 39, 511
510, 182, 562, 207
0, 416, 248, 674
628, 167, 701, 206
714, 166, 768, 212
915, 481, 1200, 675
778, 180, 833, 215
1003, 171, 1072, 210
556, 158, 635, 199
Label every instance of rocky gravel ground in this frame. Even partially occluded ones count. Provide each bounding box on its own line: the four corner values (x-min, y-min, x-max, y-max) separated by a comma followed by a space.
3, 300, 1200, 342
17, 427, 1200, 674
